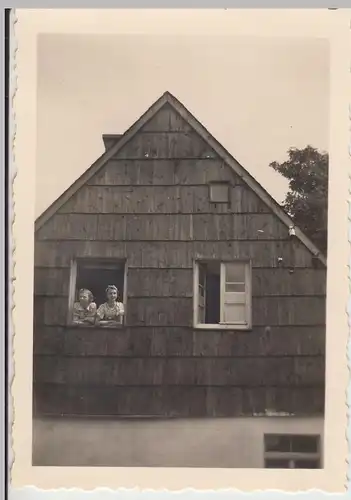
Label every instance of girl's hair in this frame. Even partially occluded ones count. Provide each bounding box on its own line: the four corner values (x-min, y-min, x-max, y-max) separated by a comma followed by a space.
78, 288, 94, 302
106, 285, 118, 295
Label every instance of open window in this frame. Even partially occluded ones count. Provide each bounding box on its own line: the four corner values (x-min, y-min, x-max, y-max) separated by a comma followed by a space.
68, 258, 127, 326
194, 260, 251, 329
264, 434, 322, 469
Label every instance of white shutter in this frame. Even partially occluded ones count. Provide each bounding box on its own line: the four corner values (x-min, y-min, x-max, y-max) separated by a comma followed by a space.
198, 263, 206, 324
220, 262, 249, 325
67, 259, 78, 324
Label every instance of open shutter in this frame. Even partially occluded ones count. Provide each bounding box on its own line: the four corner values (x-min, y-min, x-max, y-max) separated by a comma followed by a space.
198, 263, 207, 324
220, 262, 249, 325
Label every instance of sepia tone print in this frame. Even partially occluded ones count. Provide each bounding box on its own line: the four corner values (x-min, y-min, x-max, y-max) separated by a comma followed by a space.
32, 91, 326, 468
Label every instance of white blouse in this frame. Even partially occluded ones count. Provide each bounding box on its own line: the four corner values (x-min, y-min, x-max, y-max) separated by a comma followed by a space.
72, 302, 97, 323
96, 301, 125, 321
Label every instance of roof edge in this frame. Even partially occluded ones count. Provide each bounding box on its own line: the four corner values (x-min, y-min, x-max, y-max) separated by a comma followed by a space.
35, 92, 170, 232
165, 93, 327, 267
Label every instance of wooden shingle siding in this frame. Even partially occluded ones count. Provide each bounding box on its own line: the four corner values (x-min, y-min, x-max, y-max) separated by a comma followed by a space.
35, 240, 314, 269
34, 268, 71, 296
127, 298, 194, 327
33, 385, 324, 417
33, 102, 326, 418
34, 356, 324, 387
37, 213, 289, 241
58, 185, 270, 215
141, 103, 193, 132
114, 132, 217, 160
34, 326, 325, 357
252, 268, 326, 296
34, 296, 68, 327
87, 159, 238, 186
251, 297, 326, 326
127, 268, 193, 297
34, 267, 326, 298
34, 295, 325, 328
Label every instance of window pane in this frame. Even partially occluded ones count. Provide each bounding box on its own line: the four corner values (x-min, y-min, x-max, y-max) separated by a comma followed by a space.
265, 435, 292, 452
223, 303, 246, 323
294, 459, 320, 469
224, 292, 246, 304
225, 263, 246, 283
210, 184, 229, 203
265, 459, 291, 469
225, 282, 245, 293
291, 435, 319, 453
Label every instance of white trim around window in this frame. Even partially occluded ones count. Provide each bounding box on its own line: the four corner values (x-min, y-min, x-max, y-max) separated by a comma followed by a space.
67, 258, 78, 324
67, 257, 127, 326
193, 260, 252, 330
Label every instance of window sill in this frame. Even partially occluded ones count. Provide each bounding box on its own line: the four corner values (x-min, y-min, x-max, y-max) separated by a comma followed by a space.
194, 323, 252, 331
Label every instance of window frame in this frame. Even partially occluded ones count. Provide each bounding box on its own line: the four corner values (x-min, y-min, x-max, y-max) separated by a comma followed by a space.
263, 434, 322, 469
209, 181, 230, 204
193, 259, 252, 330
67, 257, 128, 326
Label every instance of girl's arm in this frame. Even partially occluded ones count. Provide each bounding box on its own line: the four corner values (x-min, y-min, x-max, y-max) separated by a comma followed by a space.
85, 303, 97, 325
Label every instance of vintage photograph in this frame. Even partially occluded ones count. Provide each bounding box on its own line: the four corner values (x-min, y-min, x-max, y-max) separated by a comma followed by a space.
31, 33, 328, 469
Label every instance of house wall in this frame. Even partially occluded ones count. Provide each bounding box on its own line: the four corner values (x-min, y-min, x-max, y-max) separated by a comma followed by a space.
33, 103, 326, 418
32, 416, 324, 467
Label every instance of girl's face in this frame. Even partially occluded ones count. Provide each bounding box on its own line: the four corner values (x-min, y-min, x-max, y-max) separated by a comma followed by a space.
107, 288, 118, 302
79, 291, 90, 307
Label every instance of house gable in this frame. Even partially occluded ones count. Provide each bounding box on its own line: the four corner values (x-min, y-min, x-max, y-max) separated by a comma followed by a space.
35, 92, 326, 267
55, 106, 271, 218
33, 94, 326, 420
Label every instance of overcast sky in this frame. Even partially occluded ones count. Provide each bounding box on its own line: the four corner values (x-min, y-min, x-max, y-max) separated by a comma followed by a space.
36, 34, 329, 217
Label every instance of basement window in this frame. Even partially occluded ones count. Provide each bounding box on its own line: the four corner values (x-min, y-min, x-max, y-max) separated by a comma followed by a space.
209, 182, 230, 204
264, 434, 321, 469
193, 260, 252, 330
68, 258, 126, 327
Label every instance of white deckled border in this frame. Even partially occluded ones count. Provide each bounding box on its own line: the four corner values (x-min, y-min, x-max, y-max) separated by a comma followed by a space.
10, 8, 350, 493
9, 7, 18, 485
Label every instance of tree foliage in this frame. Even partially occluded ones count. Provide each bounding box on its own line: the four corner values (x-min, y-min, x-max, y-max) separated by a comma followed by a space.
270, 145, 328, 254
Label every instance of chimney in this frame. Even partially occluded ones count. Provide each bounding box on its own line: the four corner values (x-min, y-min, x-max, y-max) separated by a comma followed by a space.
102, 134, 123, 151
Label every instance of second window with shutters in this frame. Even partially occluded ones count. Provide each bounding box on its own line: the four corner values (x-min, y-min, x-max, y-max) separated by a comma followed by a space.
193, 260, 252, 330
